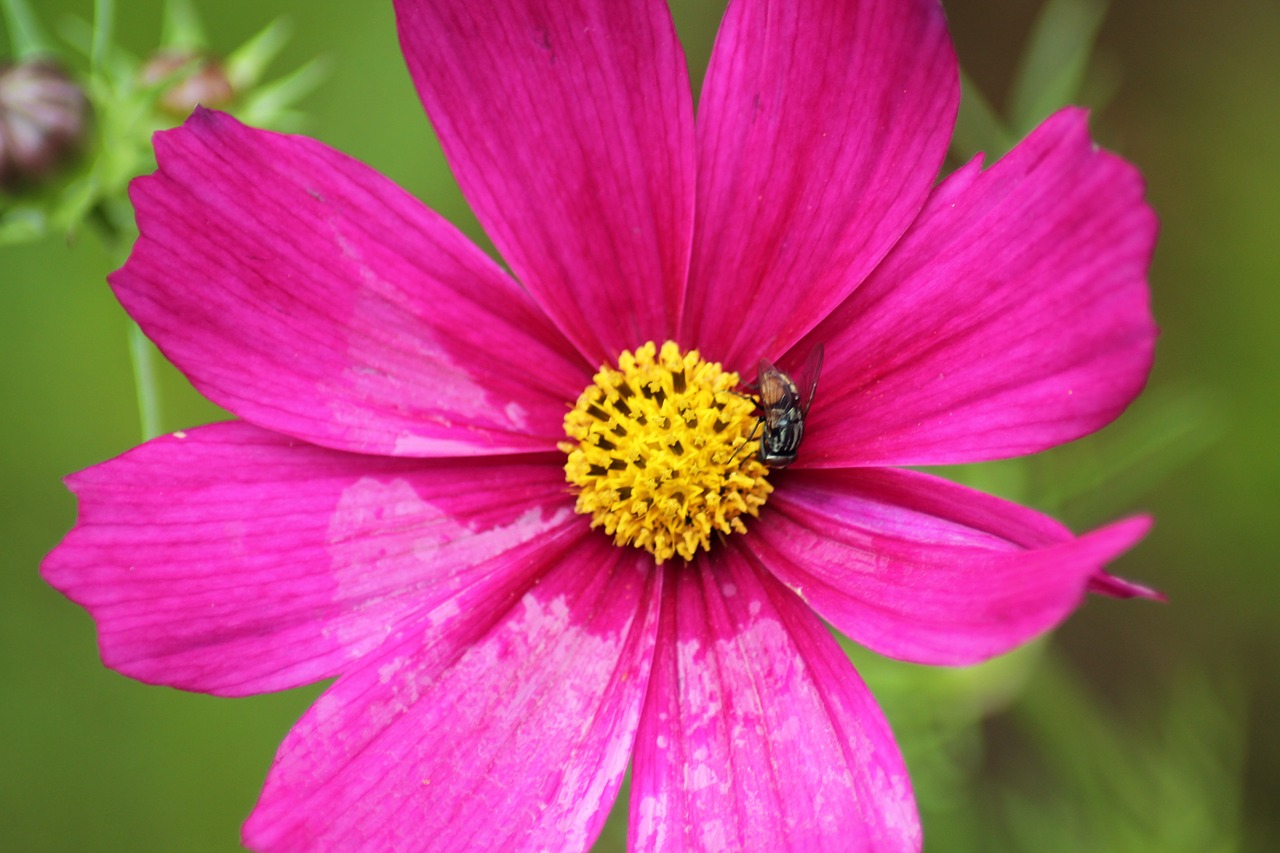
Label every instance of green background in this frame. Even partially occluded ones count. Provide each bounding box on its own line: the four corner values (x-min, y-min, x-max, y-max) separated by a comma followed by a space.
3, 1, 1276, 850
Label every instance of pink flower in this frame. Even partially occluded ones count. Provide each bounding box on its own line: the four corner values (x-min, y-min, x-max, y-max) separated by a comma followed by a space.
42, 0, 1159, 850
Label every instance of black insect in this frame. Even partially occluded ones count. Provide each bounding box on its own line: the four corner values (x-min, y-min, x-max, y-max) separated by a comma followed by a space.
734, 344, 824, 468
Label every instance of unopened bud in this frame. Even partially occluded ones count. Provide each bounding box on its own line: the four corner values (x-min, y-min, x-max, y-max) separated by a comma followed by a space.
140, 50, 235, 118
0, 60, 90, 193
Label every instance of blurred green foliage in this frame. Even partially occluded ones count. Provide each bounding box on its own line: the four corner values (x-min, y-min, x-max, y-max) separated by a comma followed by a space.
2, 1, 1276, 851
0, 0, 323, 245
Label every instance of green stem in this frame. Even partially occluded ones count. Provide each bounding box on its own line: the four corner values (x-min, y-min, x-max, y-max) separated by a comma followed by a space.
1, 0, 53, 59
127, 320, 162, 440
91, 0, 114, 74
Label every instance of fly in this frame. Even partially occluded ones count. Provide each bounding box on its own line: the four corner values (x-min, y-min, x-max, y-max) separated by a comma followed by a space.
732, 344, 824, 468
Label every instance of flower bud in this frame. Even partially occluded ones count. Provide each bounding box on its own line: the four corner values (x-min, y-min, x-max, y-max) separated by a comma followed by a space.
140, 50, 235, 118
0, 60, 90, 193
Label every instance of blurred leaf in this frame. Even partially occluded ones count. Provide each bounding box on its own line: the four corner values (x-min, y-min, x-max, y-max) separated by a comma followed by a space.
236, 55, 327, 130
224, 16, 292, 89
0, 205, 45, 243
8, 0, 322, 246
999, 654, 1245, 852
160, 0, 206, 51
1077, 50, 1122, 116
1034, 383, 1224, 523
952, 70, 1016, 161
922, 383, 1222, 528
920, 456, 1032, 506
1, 0, 53, 58
1010, 0, 1109, 134
839, 634, 1046, 844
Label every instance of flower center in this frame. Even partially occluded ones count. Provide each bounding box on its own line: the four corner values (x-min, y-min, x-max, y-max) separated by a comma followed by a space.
561, 341, 772, 563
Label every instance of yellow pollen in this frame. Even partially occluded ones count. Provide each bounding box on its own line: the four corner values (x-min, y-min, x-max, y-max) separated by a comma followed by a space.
560, 341, 773, 564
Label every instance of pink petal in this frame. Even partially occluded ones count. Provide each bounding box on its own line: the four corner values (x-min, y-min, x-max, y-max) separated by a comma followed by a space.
1089, 570, 1167, 602
631, 549, 918, 852
243, 536, 662, 852
751, 467, 1152, 665
801, 108, 1158, 467
682, 0, 958, 365
395, 0, 695, 365
40, 421, 578, 696
113, 108, 584, 458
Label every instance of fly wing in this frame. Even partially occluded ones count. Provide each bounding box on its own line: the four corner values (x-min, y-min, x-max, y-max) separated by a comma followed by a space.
756, 358, 791, 409
794, 343, 824, 414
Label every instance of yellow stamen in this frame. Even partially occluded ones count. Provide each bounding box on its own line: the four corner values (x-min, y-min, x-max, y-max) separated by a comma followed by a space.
560, 341, 773, 563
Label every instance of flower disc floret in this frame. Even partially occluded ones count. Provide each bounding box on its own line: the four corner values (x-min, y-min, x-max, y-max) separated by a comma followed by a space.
561, 341, 772, 563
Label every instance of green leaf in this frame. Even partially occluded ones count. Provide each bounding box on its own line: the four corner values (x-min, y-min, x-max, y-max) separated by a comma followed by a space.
0, 206, 48, 244
237, 56, 328, 129
1, 0, 53, 59
1032, 383, 1224, 523
224, 17, 293, 89
1009, 0, 1110, 134
1002, 654, 1245, 853
160, 0, 207, 51
952, 70, 1016, 161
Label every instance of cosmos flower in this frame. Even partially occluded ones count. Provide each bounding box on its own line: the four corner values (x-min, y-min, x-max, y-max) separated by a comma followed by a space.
42, 0, 1159, 850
